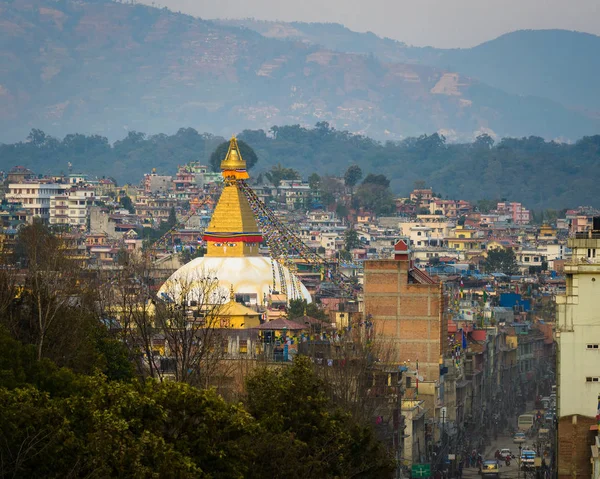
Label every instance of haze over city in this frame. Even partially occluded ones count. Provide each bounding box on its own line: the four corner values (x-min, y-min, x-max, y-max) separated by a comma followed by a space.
140, 0, 600, 47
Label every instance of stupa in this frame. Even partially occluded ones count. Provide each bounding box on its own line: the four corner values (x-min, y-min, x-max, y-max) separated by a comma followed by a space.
160, 137, 312, 306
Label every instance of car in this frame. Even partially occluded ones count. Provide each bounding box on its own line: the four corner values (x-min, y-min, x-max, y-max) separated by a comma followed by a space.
513, 432, 526, 444
482, 460, 500, 478
544, 412, 554, 422
520, 450, 536, 469
500, 449, 512, 460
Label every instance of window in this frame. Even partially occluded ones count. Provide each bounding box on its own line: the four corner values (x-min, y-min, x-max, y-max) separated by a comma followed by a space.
586, 344, 599, 350
586, 377, 600, 382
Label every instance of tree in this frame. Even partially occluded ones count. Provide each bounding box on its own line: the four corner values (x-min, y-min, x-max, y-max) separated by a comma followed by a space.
344, 228, 360, 252
354, 183, 395, 215
155, 270, 230, 388
119, 195, 135, 214
484, 249, 519, 275
209, 139, 258, 172
344, 164, 363, 188
264, 163, 300, 187
362, 173, 390, 188
308, 172, 321, 190
244, 356, 395, 478
167, 206, 177, 228
14, 222, 86, 361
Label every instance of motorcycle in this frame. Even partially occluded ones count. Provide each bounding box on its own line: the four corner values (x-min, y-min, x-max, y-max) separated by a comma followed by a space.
505, 457, 511, 466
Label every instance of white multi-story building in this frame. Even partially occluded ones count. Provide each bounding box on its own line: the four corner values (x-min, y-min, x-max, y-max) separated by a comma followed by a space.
50, 189, 95, 227
557, 226, 600, 416
6, 183, 68, 223
556, 221, 600, 475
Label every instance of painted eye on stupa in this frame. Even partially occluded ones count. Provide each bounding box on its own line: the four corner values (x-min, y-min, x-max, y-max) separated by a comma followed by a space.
215, 243, 222, 247
228, 243, 237, 247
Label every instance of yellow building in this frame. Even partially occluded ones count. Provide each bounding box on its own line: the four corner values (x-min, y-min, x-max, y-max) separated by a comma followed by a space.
218, 287, 261, 329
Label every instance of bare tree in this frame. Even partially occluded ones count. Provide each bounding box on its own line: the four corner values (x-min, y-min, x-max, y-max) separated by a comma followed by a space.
16, 222, 82, 360
155, 270, 230, 388
98, 255, 163, 380
307, 320, 398, 425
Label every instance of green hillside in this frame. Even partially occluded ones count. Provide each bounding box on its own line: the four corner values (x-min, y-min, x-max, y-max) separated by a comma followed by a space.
3, 125, 599, 209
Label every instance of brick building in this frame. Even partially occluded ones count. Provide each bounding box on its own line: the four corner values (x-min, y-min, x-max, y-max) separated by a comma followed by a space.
364, 239, 447, 382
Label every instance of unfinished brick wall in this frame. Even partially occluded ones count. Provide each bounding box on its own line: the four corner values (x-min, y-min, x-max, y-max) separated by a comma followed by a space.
557, 415, 595, 479
364, 259, 444, 381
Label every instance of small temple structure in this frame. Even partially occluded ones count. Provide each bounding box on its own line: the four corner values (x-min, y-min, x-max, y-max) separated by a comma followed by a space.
159, 137, 311, 311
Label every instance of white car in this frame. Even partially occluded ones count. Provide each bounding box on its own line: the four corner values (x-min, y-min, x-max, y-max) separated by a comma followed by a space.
513, 432, 526, 444
500, 449, 512, 460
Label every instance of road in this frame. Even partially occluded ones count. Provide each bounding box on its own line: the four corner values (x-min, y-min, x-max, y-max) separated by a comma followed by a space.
461, 432, 539, 479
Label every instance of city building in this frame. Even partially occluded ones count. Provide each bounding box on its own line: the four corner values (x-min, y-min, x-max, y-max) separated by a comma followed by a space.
50, 188, 95, 227
6, 182, 68, 223
556, 217, 600, 478
364, 239, 448, 420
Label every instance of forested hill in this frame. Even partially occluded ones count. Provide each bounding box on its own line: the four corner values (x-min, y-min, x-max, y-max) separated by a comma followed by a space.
3, 126, 600, 209
0, 0, 599, 144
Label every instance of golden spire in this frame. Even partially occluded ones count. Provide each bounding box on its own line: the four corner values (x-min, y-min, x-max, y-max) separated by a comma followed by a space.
202, 136, 261, 257
230, 284, 235, 301
220, 136, 249, 180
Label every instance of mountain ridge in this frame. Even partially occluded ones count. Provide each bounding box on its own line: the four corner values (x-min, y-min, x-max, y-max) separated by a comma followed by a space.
217, 19, 600, 113
0, 0, 598, 143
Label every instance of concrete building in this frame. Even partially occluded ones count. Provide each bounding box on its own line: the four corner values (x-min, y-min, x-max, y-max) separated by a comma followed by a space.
6, 183, 68, 223
50, 189, 95, 227
556, 219, 600, 478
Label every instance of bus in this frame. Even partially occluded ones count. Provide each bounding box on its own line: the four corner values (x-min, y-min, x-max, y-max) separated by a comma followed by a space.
518, 414, 535, 432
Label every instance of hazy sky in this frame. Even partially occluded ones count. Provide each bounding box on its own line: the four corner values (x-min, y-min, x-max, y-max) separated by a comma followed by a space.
141, 0, 600, 47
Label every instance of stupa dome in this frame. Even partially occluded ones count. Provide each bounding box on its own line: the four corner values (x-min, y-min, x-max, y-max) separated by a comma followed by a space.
160, 256, 311, 305
159, 135, 312, 307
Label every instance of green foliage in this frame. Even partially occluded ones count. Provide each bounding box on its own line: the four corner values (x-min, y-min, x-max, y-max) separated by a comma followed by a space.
167, 206, 177, 228
308, 172, 321, 190
5, 126, 600, 208
344, 164, 363, 187
287, 299, 328, 322
179, 246, 206, 264
245, 357, 395, 478
264, 163, 300, 187
354, 183, 395, 215
209, 139, 259, 172
362, 173, 390, 188
484, 249, 519, 275
344, 228, 360, 251
119, 194, 135, 214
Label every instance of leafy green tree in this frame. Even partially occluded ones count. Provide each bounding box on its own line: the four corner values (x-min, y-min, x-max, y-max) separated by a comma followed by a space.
209, 139, 258, 172
308, 172, 321, 190
476, 199, 498, 213
344, 164, 363, 187
362, 173, 390, 188
118, 194, 135, 214
265, 163, 300, 187
484, 249, 519, 275
245, 357, 395, 478
354, 183, 395, 215
344, 228, 360, 251
167, 206, 177, 227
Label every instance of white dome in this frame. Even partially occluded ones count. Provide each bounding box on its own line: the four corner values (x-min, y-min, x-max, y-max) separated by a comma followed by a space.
159, 256, 312, 305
